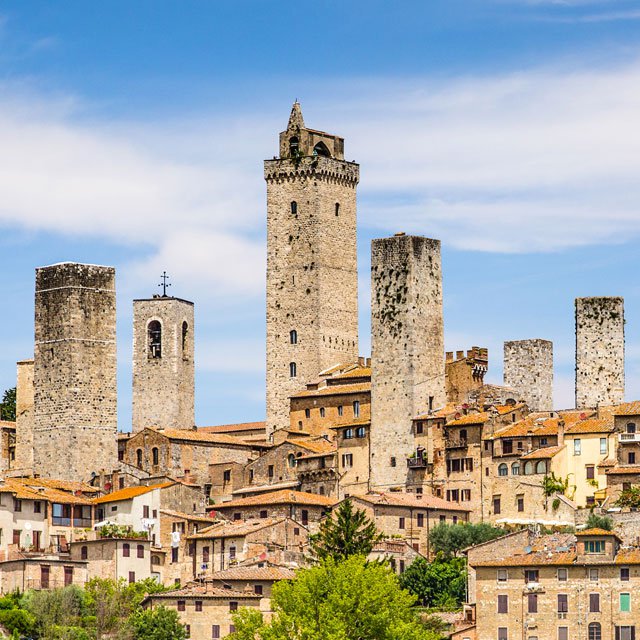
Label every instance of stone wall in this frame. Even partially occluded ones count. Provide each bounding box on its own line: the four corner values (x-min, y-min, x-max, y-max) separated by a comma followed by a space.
132, 297, 195, 432
503, 339, 553, 412
575, 297, 625, 408
32, 263, 117, 481
14, 359, 34, 473
369, 234, 446, 489
264, 105, 359, 437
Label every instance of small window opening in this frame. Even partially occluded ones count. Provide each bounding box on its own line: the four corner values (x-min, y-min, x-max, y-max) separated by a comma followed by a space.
290, 201, 297, 215
182, 321, 188, 353
290, 330, 297, 344
289, 137, 299, 157
335, 203, 340, 216
148, 321, 162, 358
289, 362, 297, 378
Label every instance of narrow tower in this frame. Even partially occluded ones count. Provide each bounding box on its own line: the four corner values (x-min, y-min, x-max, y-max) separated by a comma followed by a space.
14, 358, 34, 473
370, 234, 446, 490
575, 297, 625, 408
132, 292, 195, 432
504, 339, 553, 412
264, 103, 359, 437
32, 263, 117, 481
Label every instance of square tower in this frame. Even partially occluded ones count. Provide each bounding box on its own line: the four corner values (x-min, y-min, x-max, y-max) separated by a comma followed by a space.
575, 297, 625, 409
33, 263, 117, 481
264, 103, 359, 437
14, 358, 34, 473
370, 234, 446, 490
503, 339, 553, 412
132, 296, 195, 432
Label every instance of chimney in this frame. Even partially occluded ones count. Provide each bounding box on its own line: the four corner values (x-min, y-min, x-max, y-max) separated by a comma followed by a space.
446, 351, 454, 362
456, 350, 464, 360
557, 419, 565, 446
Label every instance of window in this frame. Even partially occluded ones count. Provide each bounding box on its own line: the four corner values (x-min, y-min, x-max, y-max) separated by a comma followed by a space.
616, 627, 635, 640
203, 546, 210, 563
335, 202, 340, 216
128, 571, 135, 584
229, 546, 236, 560
81, 545, 88, 560
178, 600, 186, 612
511, 462, 520, 475
586, 465, 595, 480
527, 593, 537, 613
497, 594, 508, 613
589, 568, 599, 581
498, 464, 508, 476
588, 623, 601, 640
289, 362, 297, 378
416, 422, 424, 435
290, 330, 297, 344
558, 628, 568, 640
64, 566, 73, 586
268, 465, 274, 478
574, 438, 582, 455
557, 568, 568, 581
498, 629, 508, 640
301, 510, 309, 526
136, 449, 143, 468
356, 426, 366, 438
524, 570, 539, 584
185, 625, 191, 638
497, 569, 508, 582
600, 438, 608, 454
620, 593, 631, 612
148, 320, 162, 358
493, 496, 501, 515
628, 423, 636, 434
589, 593, 600, 612
143, 505, 150, 518
630, 452, 636, 464
212, 626, 220, 639
260, 510, 268, 519
287, 453, 297, 468
502, 440, 513, 454
181, 321, 188, 353
338, 405, 343, 416
524, 461, 534, 475
34, 501, 41, 514
353, 401, 360, 418
320, 407, 325, 418
152, 447, 159, 466
341, 453, 353, 468
399, 517, 405, 529
304, 408, 310, 419
137, 544, 144, 558
517, 495, 524, 512
390, 456, 396, 467
229, 601, 238, 612
417, 513, 424, 527
13, 499, 21, 512
585, 540, 605, 554
621, 567, 630, 581
290, 200, 297, 214
536, 460, 547, 474
557, 594, 568, 613
40, 565, 49, 589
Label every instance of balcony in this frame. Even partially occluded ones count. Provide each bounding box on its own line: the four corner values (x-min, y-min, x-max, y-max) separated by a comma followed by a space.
445, 439, 469, 449
407, 457, 428, 469
619, 433, 640, 443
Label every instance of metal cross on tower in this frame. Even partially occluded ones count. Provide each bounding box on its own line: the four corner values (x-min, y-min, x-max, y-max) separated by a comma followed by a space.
158, 271, 171, 297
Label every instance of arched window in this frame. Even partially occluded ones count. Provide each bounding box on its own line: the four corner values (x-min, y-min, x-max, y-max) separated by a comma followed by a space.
289, 137, 299, 157
288, 453, 297, 468
498, 463, 508, 477
290, 330, 297, 344
290, 201, 297, 215
353, 401, 360, 418
588, 622, 601, 640
319, 486, 325, 495
182, 321, 188, 353
81, 545, 88, 560
344, 428, 354, 440
148, 321, 162, 359
152, 447, 159, 466
627, 422, 636, 434
123, 543, 130, 558
356, 426, 366, 438
335, 203, 340, 216
313, 141, 331, 157
151, 555, 161, 566
320, 407, 325, 418
289, 362, 297, 378
137, 544, 145, 558
136, 449, 143, 468
536, 460, 547, 474
524, 461, 534, 475
511, 462, 520, 476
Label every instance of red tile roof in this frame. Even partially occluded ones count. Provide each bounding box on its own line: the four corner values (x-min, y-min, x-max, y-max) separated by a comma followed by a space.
353, 492, 470, 512
215, 489, 335, 510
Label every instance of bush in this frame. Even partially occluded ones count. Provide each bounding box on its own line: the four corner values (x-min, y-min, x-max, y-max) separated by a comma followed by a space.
0, 608, 36, 635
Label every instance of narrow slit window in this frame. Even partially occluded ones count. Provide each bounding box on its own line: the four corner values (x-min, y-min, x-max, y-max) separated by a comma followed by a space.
148, 321, 162, 358
289, 362, 297, 378
290, 330, 297, 344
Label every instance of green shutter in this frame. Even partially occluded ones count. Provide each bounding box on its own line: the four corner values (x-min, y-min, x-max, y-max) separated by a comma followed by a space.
621, 593, 631, 612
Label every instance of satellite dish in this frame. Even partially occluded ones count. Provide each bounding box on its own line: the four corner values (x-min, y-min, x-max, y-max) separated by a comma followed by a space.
24, 523, 32, 531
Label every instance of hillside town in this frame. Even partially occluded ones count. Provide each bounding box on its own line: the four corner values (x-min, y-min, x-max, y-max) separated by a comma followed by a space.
1, 103, 639, 640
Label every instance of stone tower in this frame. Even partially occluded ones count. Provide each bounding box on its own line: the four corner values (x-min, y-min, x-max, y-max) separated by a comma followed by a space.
32, 263, 117, 481
14, 359, 34, 473
264, 103, 359, 437
503, 339, 553, 412
370, 234, 446, 490
575, 297, 625, 409
132, 296, 195, 432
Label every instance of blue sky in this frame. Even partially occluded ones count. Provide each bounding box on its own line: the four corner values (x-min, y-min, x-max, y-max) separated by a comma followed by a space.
1, 0, 640, 429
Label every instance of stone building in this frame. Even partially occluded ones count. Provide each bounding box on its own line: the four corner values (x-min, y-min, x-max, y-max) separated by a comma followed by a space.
604, 401, 640, 501
205, 565, 295, 598
370, 234, 446, 490
132, 295, 195, 432
32, 263, 117, 481
575, 296, 625, 409
445, 347, 488, 406
467, 528, 640, 640
264, 102, 359, 437
503, 339, 553, 412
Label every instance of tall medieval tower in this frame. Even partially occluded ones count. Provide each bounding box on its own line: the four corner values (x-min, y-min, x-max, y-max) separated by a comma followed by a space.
32, 263, 117, 481
132, 295, 195, 432
264, 103, 359, 437
503, 339, 553, 412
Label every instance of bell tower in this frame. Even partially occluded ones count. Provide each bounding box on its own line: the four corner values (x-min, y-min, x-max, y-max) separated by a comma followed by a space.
264, 103, 360, 437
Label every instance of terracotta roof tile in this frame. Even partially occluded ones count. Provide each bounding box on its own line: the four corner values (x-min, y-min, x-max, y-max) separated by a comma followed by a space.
291, 382, 371, 398
188, 517, 292, 539
198, 422, 266, 434
150, 428, 266, 447
353, 492, 470, 512
207, 565, 296, 581
0, 478, 96, 505
286, 438, 336, 454
613, 401, 640, 417
605, 466, 640, 475
492, 416, 559, 439
216, 489, 335, 510
94, 482, 174, 504
565, 418, 614, 435
520, 445, 565, 460
446, 412, 489, 427
576, 528, 621, 538
145, 584, 260, 599
331, 366, 371, 380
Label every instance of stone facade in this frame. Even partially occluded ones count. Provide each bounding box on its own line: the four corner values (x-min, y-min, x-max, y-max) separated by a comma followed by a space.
503, 339, 553, 412
370, 234, 445, 490
265, 103, 359, 437
132, 296, 195, 432
445, 348, 488, 405
32, 263, 117, 482
14, 359, 34, 473
575, 296, 625, 408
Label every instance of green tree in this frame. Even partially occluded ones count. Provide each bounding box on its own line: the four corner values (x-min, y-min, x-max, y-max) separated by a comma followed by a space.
616, 486, 640, 509
130, 606, 186, 640
230, 556, 441, 640
0, 608, 36, 636
428, 523, 504, 558
399, 556, 467, 609
0, 387, 16, 421
308, 499, 383, 562
586, 513, 613, 531
23, 586, 89, 638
